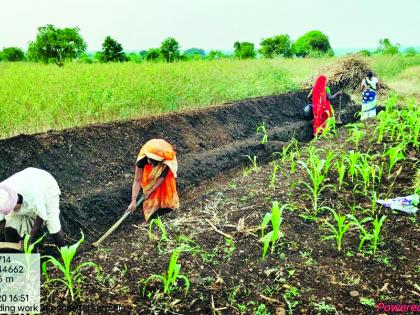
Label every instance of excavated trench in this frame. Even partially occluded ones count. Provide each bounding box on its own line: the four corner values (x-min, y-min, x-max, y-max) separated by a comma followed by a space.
0, 91, 358, 240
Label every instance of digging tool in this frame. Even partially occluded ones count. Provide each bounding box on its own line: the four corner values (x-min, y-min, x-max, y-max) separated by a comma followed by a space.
93, 196, 144, 247
336, 94, 343, 125
0, 242, 21, 250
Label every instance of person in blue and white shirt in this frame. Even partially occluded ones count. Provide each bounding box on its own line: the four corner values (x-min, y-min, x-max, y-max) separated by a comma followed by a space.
360, 71, 381, 120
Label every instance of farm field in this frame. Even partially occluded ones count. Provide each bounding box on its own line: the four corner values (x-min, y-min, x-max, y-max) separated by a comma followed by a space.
36, 94, 419, 314
1, 55, 420, 138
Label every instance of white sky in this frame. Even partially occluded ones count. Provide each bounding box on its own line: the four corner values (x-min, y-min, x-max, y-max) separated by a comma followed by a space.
1, 0, 419, 52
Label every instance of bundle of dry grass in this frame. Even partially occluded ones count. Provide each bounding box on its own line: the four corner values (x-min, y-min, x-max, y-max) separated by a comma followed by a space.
306, 55, 388, 92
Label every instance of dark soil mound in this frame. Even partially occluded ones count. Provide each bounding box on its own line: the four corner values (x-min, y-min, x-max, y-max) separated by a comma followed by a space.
0, 91, 357, 239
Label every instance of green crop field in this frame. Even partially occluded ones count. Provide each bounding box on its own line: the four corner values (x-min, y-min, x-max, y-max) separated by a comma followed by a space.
0, 55, 419, 139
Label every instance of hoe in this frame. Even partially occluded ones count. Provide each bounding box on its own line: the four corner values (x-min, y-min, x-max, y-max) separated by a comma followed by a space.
92, 196, 145, 247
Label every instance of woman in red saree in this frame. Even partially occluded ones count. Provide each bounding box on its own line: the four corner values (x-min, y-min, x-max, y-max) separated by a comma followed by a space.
127, 139, 179, 221
307, 75, 342, 136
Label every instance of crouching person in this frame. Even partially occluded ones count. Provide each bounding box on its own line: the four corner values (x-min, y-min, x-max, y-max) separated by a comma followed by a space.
0, 167, 65, 249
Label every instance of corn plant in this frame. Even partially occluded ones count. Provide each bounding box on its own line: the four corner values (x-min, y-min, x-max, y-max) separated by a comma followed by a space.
261, 201, 287, 260
280, 139, 297, 166
256, 123, 268, 145
347, 215, 374, 252
143, 247, 190, 296
347, 126, 364, 149
335, 158, 346, 190
356, 154, 372, 196
289, 150, 300, 174
269, 161, 279, 189
322, 208, 353, 253
317, 116, 336, 139
372, 215, 387, 254
149, 216, 168, 242
384, 145, 405, 177
245, 155, 258, 171
298, 147, 333, 214
345, 151, 360, 182
42, 232, 98, 301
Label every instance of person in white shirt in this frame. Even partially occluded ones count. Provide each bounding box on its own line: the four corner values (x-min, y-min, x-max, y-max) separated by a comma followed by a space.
360, 71, 381, 120
0, 168, 65, 249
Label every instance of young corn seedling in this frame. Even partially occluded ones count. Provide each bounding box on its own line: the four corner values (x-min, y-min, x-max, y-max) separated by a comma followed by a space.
280, 140, 296, 166
298, 147, 333, 214
261, 201, 287, 260
245, 155, 259, 172
317, 116, 336, 139
289, 151, 298, 174
335, 158, 346, 190
322, 208, 353, 253
143, 247, 190, 296
372, 215, 387, 255
345, 150, 360, 182
384, 145, 405, 177
356, 155, 372, 196
256, 123, 269, 145
149, 216, 168, 242
347, 215, 374, 252
347, 126, 364, 149
269, 161, 279, 189
42, 232, 98, 301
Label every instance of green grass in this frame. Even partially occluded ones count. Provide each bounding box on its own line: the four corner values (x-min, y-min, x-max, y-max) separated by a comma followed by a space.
0, 56, 419, 138
0, 59, 319, 138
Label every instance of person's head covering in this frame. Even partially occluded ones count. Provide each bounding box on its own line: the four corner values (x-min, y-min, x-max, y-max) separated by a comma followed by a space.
137, 139, 178, 177
0, 184, 18, 215
367, 71, 373, 79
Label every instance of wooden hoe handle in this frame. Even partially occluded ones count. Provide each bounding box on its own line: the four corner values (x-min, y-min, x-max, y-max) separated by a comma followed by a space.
92, 196, 144, 247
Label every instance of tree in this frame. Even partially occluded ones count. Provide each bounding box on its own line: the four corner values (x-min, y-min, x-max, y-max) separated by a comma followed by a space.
259, 35, 292, 58
101, 36, 128, 62
27, 24, 87, 66
377, 38, 400, 55
183, 48, 206, 60
405, 47, 417, 57
358, 49, 372, 57
208, 50, 225, 60
160, 37, 180, 62
233, 41, 256, 59
145, 48, 162, 62
0, 47, 25, 61
292, 30, 332, 57
93, 51, 104, 63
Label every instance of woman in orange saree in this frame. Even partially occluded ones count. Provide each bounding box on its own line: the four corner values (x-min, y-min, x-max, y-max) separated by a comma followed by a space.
127, 139, 179, 221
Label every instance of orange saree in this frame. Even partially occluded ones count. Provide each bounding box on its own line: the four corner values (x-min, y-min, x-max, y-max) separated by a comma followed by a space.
137, 139, 179, 221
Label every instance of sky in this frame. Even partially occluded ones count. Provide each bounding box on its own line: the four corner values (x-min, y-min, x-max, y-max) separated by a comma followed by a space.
1, 0, 419, 52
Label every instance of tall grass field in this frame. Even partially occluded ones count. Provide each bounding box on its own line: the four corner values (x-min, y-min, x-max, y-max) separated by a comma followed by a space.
0, 55, 419, 138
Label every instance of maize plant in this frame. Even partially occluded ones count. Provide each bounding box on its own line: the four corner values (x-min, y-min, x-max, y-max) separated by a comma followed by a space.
143, 247, 190, 296
322, 208, 353, 253
256, 123, 269, 145
269, 161, 279, 189
355, 154, 372, 196
42, 232, 98, 301
347, 126, 364, 149
345, 150, 361, 182
298, 147, 333, 214
261, 201, 287, 260
347, 214, 374, 252
317, 116, 336, 139
384, 145, 405, 177
149, 216, 168, 242
335, 158, 346, 190
372, 215, 387, 254
245, 155, 259, 171
280, 139, 298, 166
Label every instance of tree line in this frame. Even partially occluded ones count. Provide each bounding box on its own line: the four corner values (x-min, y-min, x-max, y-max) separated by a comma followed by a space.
0, 24, 417, 65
